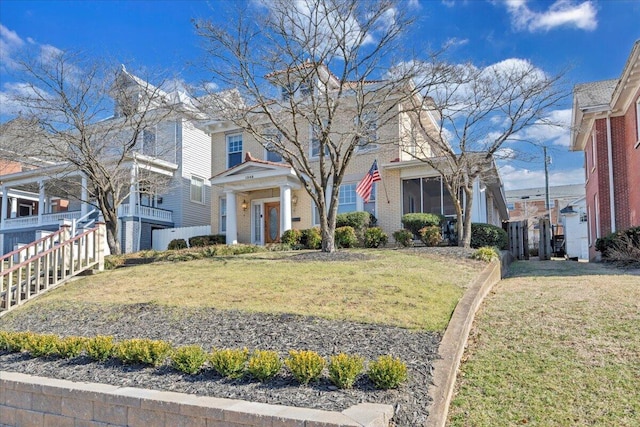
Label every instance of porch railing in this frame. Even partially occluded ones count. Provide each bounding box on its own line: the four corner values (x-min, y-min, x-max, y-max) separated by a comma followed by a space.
1, 211, 83, 230
0, 223, 105, 316
118, 204, 173, 222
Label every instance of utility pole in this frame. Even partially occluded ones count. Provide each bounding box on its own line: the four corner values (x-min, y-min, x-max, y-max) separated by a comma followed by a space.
544, 146, 551, 218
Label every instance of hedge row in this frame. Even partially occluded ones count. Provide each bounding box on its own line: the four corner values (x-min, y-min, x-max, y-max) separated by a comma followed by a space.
0, 331, 407, 390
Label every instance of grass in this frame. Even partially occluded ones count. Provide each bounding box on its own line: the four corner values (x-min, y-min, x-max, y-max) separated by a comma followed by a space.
19, 249, 483, 331
448, 260, 640, 427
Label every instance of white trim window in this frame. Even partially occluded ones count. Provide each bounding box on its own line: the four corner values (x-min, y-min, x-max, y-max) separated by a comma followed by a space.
310, 123, 328, 158
338, 183, 358, 214
190, 175, 205, 204
355, 111, 378, 151
227, 134, 243, 168
219, 197, 227, 233
142, 126, 157, 157
635, 97, 640, 148
590, 131, 597, 172
263, 129, 283, 163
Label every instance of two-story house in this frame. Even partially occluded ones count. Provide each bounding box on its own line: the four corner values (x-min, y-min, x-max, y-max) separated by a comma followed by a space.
0, 67, 212, 255
570, 40, 640, 260
201, 65, 508, 245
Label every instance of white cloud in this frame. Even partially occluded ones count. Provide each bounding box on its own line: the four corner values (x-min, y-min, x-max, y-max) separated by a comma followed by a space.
499, 163, 585, 190
505, 108, 572, 147
408, 0, 421, 9
0, 24, 25, 70
504, 0, 597, 32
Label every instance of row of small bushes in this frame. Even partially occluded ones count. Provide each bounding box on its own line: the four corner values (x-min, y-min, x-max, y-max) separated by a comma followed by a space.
0, 331, 407, 390
595, 225, 640, 265
167, 234, 226, 250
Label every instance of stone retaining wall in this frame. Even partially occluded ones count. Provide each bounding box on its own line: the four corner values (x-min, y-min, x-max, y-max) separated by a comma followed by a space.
0, 371, 393, 427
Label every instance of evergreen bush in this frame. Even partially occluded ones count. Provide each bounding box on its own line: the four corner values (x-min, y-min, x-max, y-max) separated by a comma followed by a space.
393, 229, 414, 247
328, 353, 364, 389
171, 345, 208, 374
210, 348, 249, 378
167, 239, 188, 250
367, 355, 408, 389
285, 350, 326, 385
248, 350, 283, 382
335, 226, 358, 248
470, 223, 508, 250
419, 225, 442, 247
401, 213, 442, 235
364, 227, 388, 248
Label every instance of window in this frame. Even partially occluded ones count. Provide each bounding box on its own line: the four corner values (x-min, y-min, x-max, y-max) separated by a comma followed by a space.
190, 176, 205, 204
310, 123, 328, 158
338, 184, 357, 214
227, 134, 243, 168
402, 176, 455, 216
363, 183, 377, 217
142, 127, 157, 156
281, 80, 312, 101
356, 111, 378, 151
636, 97, 640, 148
263, 130, 283, 163
219, 198, 227, 233
590, 131, 597, 171
580, 210, 587, 223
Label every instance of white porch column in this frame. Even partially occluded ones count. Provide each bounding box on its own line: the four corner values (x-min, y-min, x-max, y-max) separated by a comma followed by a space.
80, 175, 89, 216
1, 185, 7, 229
38, 179, 45, 225
129, 165, 137, 215
10, 196, 17, 219
225, 190, 238, 245
280, 184, 292, 234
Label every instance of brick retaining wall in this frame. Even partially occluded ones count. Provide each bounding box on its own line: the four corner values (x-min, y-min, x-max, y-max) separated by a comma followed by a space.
0, 371, 393, 427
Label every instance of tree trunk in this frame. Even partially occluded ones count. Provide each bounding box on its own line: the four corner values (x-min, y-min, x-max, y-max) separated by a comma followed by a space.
461, 187, 473, 248
105, 219, 121, 255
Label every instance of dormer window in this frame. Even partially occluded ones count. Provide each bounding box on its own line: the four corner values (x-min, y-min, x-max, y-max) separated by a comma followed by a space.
281, 79, 312, 101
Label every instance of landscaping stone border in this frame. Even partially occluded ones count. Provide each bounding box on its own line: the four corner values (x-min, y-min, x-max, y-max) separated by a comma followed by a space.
425, 252, 511, 427
0, 371, 394, 427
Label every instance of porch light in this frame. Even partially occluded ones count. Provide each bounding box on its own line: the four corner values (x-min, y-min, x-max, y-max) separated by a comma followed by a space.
241, 199, 248, 211
292, 195, 298, 206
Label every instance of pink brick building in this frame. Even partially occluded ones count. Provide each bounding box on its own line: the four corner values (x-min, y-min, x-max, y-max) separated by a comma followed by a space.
571, 41, 640, 260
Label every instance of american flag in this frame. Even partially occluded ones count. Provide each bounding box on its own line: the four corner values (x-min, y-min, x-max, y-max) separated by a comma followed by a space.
356, 160, 381, 203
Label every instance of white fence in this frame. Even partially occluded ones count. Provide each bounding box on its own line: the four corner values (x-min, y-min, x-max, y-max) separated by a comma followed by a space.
152, 225, 212, 251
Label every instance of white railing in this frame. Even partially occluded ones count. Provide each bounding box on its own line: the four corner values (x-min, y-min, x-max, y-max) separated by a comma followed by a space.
2, 211, 83, 230
0, 223, 105, 316
118, 204, 173, 222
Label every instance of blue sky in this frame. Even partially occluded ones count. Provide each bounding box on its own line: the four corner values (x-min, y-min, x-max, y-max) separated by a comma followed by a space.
1, 0, 639, 190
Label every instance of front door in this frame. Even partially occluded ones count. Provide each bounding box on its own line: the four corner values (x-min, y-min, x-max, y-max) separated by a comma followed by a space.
264, 202, 280, 243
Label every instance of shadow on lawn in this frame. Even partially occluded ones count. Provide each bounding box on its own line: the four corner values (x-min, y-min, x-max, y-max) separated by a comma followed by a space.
505, 258, 640, 278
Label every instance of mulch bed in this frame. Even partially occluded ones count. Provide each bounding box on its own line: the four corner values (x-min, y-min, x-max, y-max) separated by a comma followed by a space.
0, 247, 479, 426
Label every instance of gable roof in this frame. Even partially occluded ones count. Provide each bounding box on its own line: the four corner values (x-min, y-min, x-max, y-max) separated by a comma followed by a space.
574, 79, 617, 110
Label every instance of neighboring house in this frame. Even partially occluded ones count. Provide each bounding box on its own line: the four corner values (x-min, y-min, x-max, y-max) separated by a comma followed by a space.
506, 184, 585, 250
200, 66, 508, 246
559, 196, 589, 260
570, 40, 640, 261
0, 68, 212, 255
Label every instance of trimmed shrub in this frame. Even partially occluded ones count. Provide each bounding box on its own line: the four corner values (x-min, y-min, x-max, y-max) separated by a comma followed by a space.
0, 331, 32, 352
470, 223, 508, 250
300, 228, 322, 250
189, 234, 226, 247
401, 213, 442, 236
393, 229, 414, 247
114, 338, 172, 367
367, 355, 408, 390
210, 348, 249, 378
25, 333, 61, 358
471, 246, 500, 262
336, 211, 371, 229
167, 239, 188, 250
328, 353, 364, 389
281, 229, 302, 247
171, 345, 208, 374
57, 336, 87, 358
419, 225, 442, 247
364, 227, 388, 248
335, 226, 358, 248
285, 350, 326, 385
248, 350, 283, 382
85, 335, 115, 362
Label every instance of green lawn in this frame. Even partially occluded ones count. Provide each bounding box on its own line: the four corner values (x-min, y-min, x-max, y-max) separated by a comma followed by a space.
449, 260, 640, 427
23, 249, 483, 331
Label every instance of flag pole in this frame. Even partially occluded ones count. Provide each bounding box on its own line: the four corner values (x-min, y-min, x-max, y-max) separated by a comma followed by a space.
377, 159, 390, 203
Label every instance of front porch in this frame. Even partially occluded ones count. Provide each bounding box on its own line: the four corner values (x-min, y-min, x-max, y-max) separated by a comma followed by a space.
210, 154, 302, 245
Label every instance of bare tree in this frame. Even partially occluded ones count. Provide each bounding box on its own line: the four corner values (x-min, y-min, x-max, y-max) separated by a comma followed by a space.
2, 50, 179, 254
404, 59, 568, 247
195, 0, 443, 252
